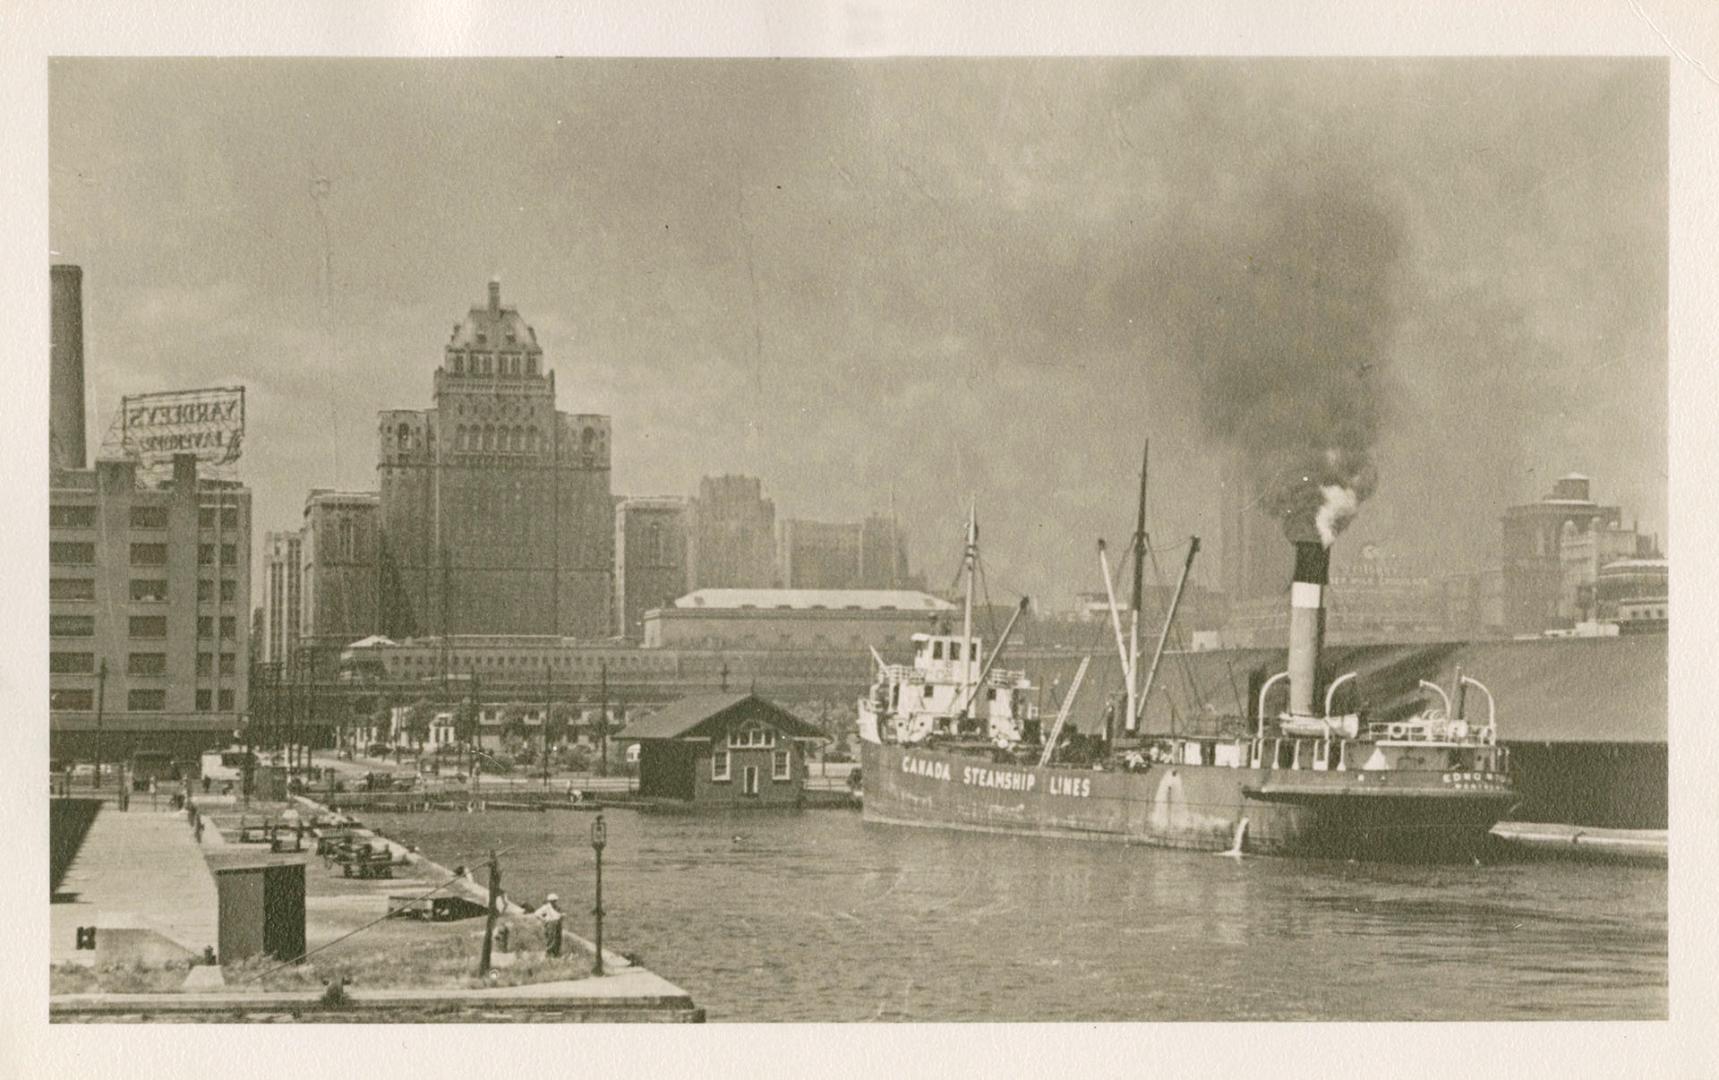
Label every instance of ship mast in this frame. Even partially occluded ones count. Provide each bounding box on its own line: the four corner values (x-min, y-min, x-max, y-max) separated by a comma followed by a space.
1125, 441, 1148, 736
960, 500, 977, 723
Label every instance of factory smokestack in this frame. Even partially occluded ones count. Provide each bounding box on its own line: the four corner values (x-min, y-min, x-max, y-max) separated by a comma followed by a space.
488, 277, 501, 318
1287, 540, 1329, 717
50, 264, 86, 472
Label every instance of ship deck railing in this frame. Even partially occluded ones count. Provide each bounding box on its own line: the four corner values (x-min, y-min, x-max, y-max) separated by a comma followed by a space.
876, 665, 1028, 689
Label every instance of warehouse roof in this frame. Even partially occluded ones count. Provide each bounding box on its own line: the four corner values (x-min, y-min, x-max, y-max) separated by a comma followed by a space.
674, 589, 953, 612
1127, 634, 1666, 744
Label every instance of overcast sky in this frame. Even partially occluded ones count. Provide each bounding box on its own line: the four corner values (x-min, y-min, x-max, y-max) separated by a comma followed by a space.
49, 58, 1666, 608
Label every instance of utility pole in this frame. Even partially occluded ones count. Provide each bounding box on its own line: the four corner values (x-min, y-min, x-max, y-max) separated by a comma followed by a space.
93, 658, 108, 790
479, 848, 500, 977
543, 662, 553, 788
590, 814, 607, 976
597, 660, 609, 778
471, 671, 482, 783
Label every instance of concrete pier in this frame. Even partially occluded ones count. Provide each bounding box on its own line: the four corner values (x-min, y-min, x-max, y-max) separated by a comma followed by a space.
50, 802, 219, 966
1490, 821, 1667, 864
50, 794, 704, 1021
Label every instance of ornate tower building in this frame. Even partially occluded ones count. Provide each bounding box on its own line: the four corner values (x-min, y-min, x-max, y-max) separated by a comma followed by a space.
378, 280, 613, 639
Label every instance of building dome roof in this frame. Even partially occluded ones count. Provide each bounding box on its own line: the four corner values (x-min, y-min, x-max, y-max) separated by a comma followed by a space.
447, 280, 540, 352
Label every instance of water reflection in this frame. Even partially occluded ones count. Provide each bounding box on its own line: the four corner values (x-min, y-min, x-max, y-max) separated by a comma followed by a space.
364, 809, 1666, 1022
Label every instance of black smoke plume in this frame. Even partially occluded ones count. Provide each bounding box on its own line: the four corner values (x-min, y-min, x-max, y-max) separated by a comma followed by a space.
1152, 171, 1405, 545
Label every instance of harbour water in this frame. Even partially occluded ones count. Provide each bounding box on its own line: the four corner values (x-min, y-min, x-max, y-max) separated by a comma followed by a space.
364, 808, 1666, 1022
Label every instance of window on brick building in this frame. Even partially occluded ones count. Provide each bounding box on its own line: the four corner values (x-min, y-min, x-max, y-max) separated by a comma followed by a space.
131, 579, 168, 602
128, 653, 167, 676
51, 614, 95, 637
50, 504, 96, 528
129, 615, 168, 639
50, 652, 95, 674
52, 578, 97, 601
52, 542, 96, 565
128, 689, 166, 712
52, 688, 94, 711
129, 505, 169, 529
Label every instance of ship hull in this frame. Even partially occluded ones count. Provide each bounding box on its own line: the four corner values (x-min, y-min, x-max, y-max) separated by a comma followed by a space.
862, 742, 1516, 861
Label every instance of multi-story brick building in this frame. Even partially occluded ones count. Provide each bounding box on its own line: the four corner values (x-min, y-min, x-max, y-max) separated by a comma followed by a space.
377, 280, 613, 640
300, 490, 381, 673
778, 518, 864, 589
1558, 520, 1658, 624
49, 453, 251, 762
1219, 451, 1285, 607
1501, 474, 1621, 634
260, 529, 303, 666
858, 513, 915, 589
614, 496, 688, 640
687, 475, 776, 589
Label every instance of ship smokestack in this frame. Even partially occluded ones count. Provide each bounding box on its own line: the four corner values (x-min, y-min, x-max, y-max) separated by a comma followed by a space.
1287, 540, 1329, 717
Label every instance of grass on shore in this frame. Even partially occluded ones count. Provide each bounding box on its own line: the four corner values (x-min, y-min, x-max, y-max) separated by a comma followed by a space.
219, 915, 593, 993
51, 960, 194, 995
52, 918, 593, 995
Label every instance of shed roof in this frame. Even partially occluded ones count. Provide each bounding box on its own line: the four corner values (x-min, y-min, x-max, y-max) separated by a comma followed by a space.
622, 692, 826, 741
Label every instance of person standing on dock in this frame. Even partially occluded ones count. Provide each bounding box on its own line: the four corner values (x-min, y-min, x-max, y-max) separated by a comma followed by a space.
534, 894, 565, 958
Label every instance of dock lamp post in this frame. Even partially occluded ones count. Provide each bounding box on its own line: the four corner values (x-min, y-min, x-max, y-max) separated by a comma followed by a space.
590, 812, 607, 976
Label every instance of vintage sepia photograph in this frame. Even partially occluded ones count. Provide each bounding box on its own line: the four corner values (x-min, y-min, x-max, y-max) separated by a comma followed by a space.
17, 7, 1702, 1050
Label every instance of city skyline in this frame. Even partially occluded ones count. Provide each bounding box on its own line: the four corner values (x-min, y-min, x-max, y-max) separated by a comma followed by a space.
49, 58, 1667, 608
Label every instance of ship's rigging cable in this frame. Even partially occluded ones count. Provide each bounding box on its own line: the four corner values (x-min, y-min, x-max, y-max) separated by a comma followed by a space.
1144, 535, 1212, 731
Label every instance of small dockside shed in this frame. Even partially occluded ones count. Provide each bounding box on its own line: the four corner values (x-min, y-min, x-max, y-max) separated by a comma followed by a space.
627, 693, 825, 807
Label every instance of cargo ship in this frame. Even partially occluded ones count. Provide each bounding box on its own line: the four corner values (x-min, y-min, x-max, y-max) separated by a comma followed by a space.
859, 456, 1518, 861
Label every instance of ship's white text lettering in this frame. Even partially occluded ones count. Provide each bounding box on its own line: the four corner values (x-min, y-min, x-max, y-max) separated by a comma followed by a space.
901, 755, 952, 782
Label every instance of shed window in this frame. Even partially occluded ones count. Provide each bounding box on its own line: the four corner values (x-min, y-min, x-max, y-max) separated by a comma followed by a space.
728, 724, 776, 749
711, 750, 731, 781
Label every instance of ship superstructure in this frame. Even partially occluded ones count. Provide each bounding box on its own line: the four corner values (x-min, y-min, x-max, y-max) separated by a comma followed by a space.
857, 506, 1038, 748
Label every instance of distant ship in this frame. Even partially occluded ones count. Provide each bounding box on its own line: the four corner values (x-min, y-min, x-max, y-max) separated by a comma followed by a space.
858, 448, 1518, 860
